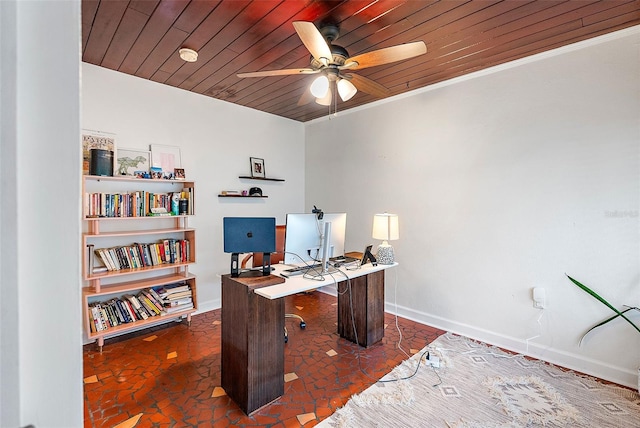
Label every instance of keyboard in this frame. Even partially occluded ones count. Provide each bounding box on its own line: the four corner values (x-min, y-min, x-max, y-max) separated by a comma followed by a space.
281, 263, 322, 277
330, 255, 359, 263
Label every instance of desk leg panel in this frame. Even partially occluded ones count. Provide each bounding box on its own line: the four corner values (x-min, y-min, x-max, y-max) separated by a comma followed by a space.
221, 276, 284, 414
337, 270, 384, 347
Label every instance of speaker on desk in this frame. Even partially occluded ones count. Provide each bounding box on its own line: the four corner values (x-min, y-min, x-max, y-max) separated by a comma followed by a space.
89, 149, 114, 176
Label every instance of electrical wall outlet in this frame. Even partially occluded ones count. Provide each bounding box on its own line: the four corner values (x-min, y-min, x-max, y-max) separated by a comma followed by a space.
533, 287, 546, 309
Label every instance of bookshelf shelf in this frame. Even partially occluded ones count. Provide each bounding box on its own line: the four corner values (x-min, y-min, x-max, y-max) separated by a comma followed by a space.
82, 175, 198, 352
84, 273, 196, 296
84, 227, 195, 239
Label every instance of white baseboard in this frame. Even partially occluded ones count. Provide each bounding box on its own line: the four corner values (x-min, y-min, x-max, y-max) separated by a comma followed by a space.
83, 292, 637, 390
386, 301, 638, 390
195, 298, 220, 314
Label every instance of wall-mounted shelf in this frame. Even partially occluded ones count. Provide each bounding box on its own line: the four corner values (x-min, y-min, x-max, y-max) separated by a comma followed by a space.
218, 194, 268, 198
238, 176, 284, 182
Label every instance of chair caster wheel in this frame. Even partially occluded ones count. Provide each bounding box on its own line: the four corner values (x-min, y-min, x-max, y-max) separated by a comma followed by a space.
300, 321, 306, 329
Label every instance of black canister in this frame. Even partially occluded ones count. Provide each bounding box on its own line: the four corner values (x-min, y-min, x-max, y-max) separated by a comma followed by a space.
89, 149, 114, 176
179, 199, 189, 215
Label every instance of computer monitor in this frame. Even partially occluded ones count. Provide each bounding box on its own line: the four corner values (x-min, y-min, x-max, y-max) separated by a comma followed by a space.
223, 217, 276, 277
284, 212, 346, 265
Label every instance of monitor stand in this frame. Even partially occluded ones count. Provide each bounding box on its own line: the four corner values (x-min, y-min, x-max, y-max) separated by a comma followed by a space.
230, 252, 272, 278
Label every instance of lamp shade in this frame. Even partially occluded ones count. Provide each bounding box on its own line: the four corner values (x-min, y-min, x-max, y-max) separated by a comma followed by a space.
315, 88, 332, 106
310, 75, 329, 98
337, 78, 357, 101
372, 213, 399, 241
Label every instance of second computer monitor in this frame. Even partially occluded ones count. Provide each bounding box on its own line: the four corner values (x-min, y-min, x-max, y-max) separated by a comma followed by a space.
284, 213, 346, 265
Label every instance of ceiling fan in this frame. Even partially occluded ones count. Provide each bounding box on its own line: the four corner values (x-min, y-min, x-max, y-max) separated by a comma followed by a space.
237, 21, 426, 107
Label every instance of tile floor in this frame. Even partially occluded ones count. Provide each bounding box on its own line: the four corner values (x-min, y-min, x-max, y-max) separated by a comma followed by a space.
83, 290, 445, 427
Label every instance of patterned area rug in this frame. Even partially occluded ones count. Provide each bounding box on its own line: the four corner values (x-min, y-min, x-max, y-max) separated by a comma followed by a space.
318, 333, 640, 427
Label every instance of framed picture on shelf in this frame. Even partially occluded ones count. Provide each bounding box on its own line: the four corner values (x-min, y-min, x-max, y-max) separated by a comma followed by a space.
82, 131, 116, 175
150, 166, 163, 179
250, 157, 265, 178
150, 144, 182, 175
174, 168, 185, 179
115, 148, 150, 176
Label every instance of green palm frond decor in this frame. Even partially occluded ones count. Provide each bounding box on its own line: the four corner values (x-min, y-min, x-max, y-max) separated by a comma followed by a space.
566, 274, 640, 346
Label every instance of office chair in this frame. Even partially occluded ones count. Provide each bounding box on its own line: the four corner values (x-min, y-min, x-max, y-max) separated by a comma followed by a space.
241, 225, 306, 342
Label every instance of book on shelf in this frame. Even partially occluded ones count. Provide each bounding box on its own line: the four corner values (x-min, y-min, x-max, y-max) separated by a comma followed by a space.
147, 287, 163, 303
162, 239, 171, 262
103, 301, 118, 327
153, 283, 190, 297
108, 299, 124, 325
122, 299, 137, 322
89, 305, 102, 332
85, 187, 192, 218
142, 289, 165, 313
87, 244, 95, 277
163, 302, 194, 315
115, 299, 133, 323
123, 294, 148, 320
151, 282, 193, 308
164, 297, 193, 307
98, 304, 111, 329
108, 248, 122, 270
95, 248, 112, 271
165, 291, 192, 300
91, 239, 191, 273
137, 291, 161, 316
87, 286, 194, 333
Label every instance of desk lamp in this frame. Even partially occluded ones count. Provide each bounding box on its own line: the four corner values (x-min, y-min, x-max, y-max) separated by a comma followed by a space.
372, 213, 399, 264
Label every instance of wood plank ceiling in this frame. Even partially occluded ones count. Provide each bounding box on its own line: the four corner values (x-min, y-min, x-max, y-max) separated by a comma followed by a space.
82, 0, 640, 122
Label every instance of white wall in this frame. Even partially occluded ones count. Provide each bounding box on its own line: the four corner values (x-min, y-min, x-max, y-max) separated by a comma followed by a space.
82, 64, 306, 314
305, 27, 640, 388
1, 0, 83, 426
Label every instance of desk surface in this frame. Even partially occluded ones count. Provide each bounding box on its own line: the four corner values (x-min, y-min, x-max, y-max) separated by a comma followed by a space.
254, 262, 397, 300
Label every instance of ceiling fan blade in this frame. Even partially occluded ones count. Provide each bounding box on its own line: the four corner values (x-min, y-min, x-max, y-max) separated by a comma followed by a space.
293, 21, 332, 66
237, 68, 318, 78
345, 73, 390, 98
297, 86, 315, 106
342, 41, 426, 70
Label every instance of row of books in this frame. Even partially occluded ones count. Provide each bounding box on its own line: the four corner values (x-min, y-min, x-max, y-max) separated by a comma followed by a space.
90, 239, 190, 272
88, 283, 194, 333
84, 189, 193, 218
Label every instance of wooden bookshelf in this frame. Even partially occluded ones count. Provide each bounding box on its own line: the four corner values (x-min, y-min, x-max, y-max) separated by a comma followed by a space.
82, 175, 198, 351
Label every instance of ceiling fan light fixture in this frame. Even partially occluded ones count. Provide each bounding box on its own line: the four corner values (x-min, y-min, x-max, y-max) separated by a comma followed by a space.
315, 89, 332, 106
310, 75, 329, 98
179, 48, 198, 62
337, 78, 357, 101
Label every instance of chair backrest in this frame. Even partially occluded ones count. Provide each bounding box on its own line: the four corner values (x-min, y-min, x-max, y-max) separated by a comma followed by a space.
250, 224, 285, 267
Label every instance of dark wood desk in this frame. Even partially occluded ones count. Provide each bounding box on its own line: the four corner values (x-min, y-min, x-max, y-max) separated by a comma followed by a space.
221, 263, 395, 414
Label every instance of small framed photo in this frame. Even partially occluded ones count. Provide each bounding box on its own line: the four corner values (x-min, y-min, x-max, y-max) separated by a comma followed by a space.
116, 148, 150, 176
250, 157, 265, 178
174, 168, 185, 180
150, 166, 163, 179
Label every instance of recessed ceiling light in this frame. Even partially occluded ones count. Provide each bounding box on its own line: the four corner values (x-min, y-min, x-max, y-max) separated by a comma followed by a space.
179, 48, 198, 62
